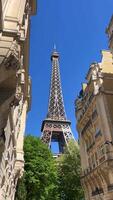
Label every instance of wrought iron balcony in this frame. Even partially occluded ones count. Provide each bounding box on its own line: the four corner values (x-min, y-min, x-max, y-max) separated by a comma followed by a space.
77, 92, 94, 122
87, 142, 95, 152
82, 143, 113, 178
108, 184, 113, 191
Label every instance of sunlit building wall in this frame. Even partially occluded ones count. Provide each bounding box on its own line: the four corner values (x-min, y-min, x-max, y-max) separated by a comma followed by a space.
0, 0, 36, 199
75, 50, 113, 200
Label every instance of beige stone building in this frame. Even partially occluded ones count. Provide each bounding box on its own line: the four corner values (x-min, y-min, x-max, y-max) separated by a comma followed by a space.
0, 0, 36, 199
75, 50, 113, 200
106, 15, 113, 52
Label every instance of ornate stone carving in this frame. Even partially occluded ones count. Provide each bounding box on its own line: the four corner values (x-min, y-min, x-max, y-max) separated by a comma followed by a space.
0, 0, 36, 199
3, 41, 20, 70
75, 50, 113, 200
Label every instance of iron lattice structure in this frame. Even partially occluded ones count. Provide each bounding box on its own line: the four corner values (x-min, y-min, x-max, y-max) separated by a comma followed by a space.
41, 48, 74, 154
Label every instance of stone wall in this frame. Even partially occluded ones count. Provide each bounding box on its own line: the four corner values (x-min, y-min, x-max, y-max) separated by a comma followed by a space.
0, 0, 36, 199
75, 51, 113, 200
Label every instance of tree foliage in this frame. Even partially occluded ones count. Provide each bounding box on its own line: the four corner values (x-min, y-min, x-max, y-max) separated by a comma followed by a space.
16, 135, 59, 200
58, 140, 84, 200
15, 136, 84, 200
15, 175, 27, 200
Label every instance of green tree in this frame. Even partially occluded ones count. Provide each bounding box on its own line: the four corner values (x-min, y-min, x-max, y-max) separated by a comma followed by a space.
15, 176, 27, 200
58, 140, 84, 200
16, 136, 84, 200
16, 135, 59, 200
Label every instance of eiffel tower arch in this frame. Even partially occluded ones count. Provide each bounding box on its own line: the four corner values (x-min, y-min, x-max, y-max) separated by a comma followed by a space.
41, 47, 75, 155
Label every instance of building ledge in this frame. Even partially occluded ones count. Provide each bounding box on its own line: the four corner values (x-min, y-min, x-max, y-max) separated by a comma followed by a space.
81, 142, 113, 178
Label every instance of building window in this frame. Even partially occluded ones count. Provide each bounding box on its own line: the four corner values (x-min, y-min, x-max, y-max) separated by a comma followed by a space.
92, 109, 98, 121
94, 121, 102, 138
91, 154, 95, 168
92, 188, 104, 196
95, 129, 102, 138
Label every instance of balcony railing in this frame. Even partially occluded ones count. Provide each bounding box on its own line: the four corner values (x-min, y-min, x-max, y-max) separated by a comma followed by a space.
82, 143, 113, 177
87, 142, 95, 152
78, 92, 94, 122
81, 119, 92, 135
108, 184, 113, 191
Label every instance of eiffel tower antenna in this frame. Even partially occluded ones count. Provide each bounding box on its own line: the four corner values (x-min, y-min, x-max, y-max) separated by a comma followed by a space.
41, 47, 74, 155
53, 43, 56, 51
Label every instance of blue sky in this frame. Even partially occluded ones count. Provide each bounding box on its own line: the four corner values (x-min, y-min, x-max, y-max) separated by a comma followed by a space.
26, 0, 113, 139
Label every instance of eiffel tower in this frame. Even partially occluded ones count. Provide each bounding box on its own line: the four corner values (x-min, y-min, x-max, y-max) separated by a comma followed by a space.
41, 47, 74, 154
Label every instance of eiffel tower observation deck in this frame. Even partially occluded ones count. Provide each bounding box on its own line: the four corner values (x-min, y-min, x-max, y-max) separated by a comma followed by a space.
41, 46, 74, 155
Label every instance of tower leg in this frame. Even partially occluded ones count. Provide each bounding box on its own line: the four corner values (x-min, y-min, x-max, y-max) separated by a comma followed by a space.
41, 130, 52, 147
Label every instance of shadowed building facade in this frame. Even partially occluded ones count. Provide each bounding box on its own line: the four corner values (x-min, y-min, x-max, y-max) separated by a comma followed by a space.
106, 15, 113, 52
41, 48, 74, 155
0, 0, 36, 199
75, 50, 113, 200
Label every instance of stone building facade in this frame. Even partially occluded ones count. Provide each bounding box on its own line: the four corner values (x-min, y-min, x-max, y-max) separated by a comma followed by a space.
106, 15, 113, 52
0, 0, 36, 199
75, 50, 113, 200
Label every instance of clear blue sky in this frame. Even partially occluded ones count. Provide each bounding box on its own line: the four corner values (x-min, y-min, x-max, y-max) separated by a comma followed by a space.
26, 0, 113, 139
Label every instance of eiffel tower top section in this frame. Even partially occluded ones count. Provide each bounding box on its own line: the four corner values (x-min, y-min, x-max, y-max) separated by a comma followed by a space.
47, 47, 66, 121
